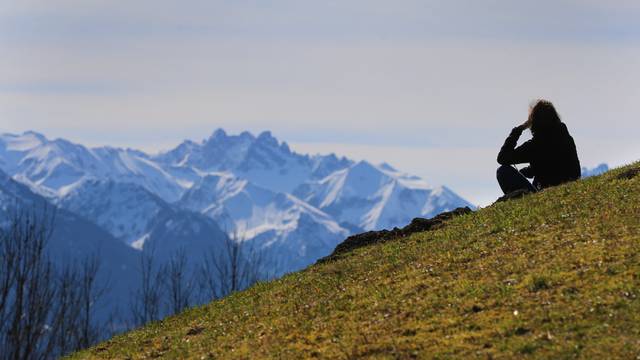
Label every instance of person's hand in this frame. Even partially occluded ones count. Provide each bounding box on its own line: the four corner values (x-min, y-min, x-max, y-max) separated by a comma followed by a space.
518, 118, 532, 130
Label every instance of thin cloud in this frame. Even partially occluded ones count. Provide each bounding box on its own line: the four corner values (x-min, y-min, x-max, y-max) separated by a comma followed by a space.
0, 1, 638, 201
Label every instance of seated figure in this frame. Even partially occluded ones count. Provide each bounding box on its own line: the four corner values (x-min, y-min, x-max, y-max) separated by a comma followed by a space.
497, 99, 581, 195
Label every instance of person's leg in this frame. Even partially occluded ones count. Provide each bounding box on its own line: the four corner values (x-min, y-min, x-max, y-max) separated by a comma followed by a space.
497, 165, 537, 194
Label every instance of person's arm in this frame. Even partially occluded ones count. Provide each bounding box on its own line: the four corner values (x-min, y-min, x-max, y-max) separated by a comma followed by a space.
497, 125, 533, 165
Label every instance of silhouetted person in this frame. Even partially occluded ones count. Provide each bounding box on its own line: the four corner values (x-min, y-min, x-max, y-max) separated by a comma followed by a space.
497, 99, 581, 195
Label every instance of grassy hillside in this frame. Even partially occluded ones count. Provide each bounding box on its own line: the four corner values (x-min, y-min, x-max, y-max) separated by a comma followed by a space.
72, 163, 640, 359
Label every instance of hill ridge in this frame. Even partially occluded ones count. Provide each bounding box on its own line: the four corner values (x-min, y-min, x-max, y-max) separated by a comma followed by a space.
72, 162, 640, 359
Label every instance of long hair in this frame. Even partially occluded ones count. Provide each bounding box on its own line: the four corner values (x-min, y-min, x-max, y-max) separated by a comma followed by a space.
528, 99, 562, 136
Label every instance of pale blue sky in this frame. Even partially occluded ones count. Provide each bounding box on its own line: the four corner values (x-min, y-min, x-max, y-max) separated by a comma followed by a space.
2, 1, 640, 205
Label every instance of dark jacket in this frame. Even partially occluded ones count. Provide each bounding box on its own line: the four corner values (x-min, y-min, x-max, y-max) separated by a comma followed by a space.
497, 122, 581, 189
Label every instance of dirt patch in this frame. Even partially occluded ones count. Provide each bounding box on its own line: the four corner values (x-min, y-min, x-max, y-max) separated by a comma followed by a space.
616, 168, 640, 180
317, 207, 473, 263
186, 326, 205, 336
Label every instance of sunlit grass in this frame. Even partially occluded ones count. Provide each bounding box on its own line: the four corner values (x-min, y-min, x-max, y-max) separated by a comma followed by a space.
71, 162, 640, 359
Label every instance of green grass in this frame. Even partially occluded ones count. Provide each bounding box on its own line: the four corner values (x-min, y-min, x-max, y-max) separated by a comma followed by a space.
72, 163, 640, 359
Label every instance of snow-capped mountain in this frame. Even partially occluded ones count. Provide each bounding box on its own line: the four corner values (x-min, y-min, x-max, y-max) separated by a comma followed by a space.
0, 131, 183, 202
1, 129, 473, 275
57, 179, 168, 245
57, 178, 229, 261
178, 173, 348, 271
154, 129, 352, 194
294, 161, 473, 231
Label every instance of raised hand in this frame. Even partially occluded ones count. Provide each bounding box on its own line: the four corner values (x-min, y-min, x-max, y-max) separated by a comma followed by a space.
518, 117, 532, 130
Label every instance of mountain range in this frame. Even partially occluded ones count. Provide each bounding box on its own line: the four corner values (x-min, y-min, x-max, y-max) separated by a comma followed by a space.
0, 129, 473, 271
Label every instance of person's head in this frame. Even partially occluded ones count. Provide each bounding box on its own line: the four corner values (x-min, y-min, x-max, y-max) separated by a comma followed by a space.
528, 99, 562, 136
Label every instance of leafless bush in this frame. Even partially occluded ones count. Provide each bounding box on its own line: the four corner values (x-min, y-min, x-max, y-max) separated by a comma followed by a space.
129, 249, 164, 327
74, 256, 107, 349
0, 208, 107, 359
163, 249, 195, 315
0, 208, 56, 360
46, 258, 106, 355
198, 230, 274, 301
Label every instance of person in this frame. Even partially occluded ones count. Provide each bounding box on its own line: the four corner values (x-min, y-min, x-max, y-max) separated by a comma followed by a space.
496, 99, 581, 195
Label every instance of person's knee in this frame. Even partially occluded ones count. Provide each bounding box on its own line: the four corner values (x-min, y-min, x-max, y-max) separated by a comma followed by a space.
496, 165, 512, 179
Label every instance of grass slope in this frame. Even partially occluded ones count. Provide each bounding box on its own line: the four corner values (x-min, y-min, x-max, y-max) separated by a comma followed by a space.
73, 163, 640, 359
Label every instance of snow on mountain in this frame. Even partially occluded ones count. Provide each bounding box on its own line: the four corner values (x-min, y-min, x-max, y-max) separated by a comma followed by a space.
178, 173, 349, 271
1, 129, 474, 273
57, 179, 169, 245
0, 131, 184, 202
294, 160, 473, 231
56, 178, 229, 261
154, 129, 352, 194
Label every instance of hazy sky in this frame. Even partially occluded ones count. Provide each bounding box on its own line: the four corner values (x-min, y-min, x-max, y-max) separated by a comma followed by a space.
1, 1, 639, 205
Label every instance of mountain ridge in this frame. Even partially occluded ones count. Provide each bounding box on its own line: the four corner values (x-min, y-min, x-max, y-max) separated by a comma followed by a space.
0, 130, 473, 269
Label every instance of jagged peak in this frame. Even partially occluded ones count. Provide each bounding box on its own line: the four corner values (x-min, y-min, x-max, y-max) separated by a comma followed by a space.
22, 130, 47, 140
239, 131, 254, 139
325, 153, 339, 161
208, 128, 227, 142
257, 130, 274, 140
350, 160, 380, 173
280, 141, 291, 153
0, 131, 48, 151
256, 130, 281, 147
175, 139, 198, 152
205, 129, 283, 148
202, 129, 256, 146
